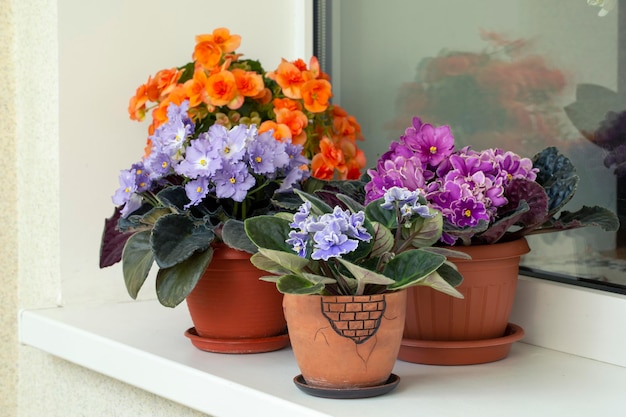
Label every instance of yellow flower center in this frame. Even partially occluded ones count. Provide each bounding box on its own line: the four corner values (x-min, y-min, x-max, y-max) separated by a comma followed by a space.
139, 182, 146, 188
161, 161, 168, 169
224, 146, 230, 154
429, 145, 438, 154
124, 187, 131, 193
200, 159, 207, 166
255, 156, 262, 163
196, 186, 203, 193
464, 209, 472, 218
229, 177, 236, 184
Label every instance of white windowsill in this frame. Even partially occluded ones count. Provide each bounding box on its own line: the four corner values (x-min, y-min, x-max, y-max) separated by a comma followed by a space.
19, 276, 626, 417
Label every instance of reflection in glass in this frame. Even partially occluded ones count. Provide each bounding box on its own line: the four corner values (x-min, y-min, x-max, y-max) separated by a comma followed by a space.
316, 0, 626, 293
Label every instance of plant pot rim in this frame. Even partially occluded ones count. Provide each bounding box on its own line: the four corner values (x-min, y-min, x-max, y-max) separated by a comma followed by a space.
446, 237, 530, 261
210, 242, 253, 260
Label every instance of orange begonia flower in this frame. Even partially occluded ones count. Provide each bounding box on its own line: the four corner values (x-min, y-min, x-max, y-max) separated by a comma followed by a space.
332, 105, 364, 142
196, 28, 241, 54
273, 97, 302, 112
258, 121, 293, 142
274, 108, 308, 145
267, 59, 313, 99
345, 149, 366, 180
252, 88, 273, 105
318, 136, 346, 171
232, 68, 265, 98
128, 84, 149, 121
301, 79, 332, 113
311, 154, 335, 180
193, 40, 222, 70
184, 69, 209, 107
146, 68, 182, 102
205, 70, 238, 107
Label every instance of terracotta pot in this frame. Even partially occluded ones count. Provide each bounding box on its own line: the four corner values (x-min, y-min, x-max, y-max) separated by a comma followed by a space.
399, 238, 529, 364
184, 243, 288, 353
283, 291, 407, 389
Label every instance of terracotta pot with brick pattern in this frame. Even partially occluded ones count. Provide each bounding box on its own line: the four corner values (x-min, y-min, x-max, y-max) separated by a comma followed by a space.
283, 290, 407, 389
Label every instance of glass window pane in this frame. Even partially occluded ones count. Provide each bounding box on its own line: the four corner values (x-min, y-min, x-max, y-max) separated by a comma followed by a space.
317, 0, 626, 293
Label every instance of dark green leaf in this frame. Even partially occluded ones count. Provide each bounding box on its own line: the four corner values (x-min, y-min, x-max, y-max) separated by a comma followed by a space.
244, 216, 292, 252
121, 231, 154, 299
150, 214, 214, 268
365, 197, 397, 229
221, 219, 257, 253
532, 147, 579, 216
384, 249, 446, 290
435, 262, 464, 288
155, 247, 214, 307
276, 274, 326, 295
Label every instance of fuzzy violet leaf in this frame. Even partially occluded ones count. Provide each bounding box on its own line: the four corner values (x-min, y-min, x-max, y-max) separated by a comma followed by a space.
244, 216, 293, 253
150, 213, 215, 268
156, 246, 214, 308
221, 219, 257, 254
384, 249, 447, 290
532, 147, 579, 216
276, 274, 327, 295
121, 230, 154, 299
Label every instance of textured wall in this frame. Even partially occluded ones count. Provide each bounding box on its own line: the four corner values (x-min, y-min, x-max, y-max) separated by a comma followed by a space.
0, 0, 18, 414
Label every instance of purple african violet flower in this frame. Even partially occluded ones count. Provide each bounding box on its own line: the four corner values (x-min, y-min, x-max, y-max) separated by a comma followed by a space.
248, 130, 289, 175
175, 135, 221, 179
211, 124, 247, 162
212, 160, 255, 202
449, 197, 489, 227
184, 177, 210, 208
311, 221, 359, 261
402, 117, 455, 167
366, 116, 540, 244
131, 162, 152, 192
287, 204, 371, 260
112, 169, 137, 206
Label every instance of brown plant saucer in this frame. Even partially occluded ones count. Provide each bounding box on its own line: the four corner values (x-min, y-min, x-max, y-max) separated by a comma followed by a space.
398, 323, 525, 365
184, 327, 290, 354
293, 374, 400, 399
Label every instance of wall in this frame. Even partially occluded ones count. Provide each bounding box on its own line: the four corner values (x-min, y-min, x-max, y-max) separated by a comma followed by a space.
2, 1, 309, 416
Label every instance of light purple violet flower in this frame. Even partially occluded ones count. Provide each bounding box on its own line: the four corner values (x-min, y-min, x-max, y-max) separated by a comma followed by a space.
248, 130, 289, 175
210, 124, 247, 163
131, 162, 152, 192
212, 160, 255, 202
184, 177, 210, 208
287, 205, 371, 260
290, 201, 312, 228
381, 186, 420, 209
346, 210, 371, 241
112, 169, 137, 206
150, 115, 191, 158
287, 230, 310, 257
146, 152, 174, 179
311, 218, 359, 261
175, 134, 222, 179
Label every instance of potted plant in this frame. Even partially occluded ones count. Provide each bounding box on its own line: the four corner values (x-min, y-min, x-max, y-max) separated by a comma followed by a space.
364, 116, 620, 364
244, 186, 465, 397
99, 27, 367, 354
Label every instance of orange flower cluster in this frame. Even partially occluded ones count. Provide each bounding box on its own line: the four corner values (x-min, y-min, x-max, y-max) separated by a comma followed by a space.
128, 27, 366, 180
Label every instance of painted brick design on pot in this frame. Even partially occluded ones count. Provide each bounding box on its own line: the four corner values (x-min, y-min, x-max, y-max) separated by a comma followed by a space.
321, 295, 386, 344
